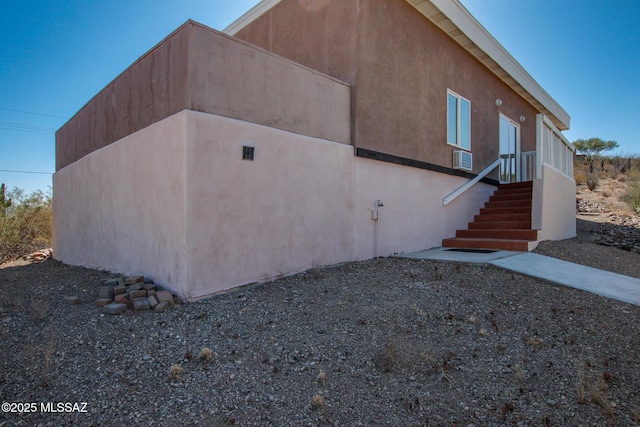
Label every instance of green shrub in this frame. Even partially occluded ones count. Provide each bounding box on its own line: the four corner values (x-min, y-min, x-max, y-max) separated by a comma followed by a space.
0, 186, 52, 264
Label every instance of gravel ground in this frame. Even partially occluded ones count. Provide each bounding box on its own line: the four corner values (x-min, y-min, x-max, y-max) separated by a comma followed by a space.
1, 218, 640, 426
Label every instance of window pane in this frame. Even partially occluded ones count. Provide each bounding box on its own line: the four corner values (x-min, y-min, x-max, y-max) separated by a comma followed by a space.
447, 93, 457, 145
459, 98, 470, 150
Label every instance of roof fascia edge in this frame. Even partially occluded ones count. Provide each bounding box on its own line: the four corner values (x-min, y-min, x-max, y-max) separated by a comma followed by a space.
422, 0, 570, 130
223, 0, 282, 35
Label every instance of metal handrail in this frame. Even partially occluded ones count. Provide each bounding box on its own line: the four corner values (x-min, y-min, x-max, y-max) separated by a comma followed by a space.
442, 158, 501, 206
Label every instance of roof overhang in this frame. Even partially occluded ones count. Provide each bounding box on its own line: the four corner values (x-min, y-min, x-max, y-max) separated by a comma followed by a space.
225, 0, 570, 131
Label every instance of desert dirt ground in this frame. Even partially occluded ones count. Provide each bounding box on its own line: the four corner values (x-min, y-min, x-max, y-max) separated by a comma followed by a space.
0, 177, 639, 426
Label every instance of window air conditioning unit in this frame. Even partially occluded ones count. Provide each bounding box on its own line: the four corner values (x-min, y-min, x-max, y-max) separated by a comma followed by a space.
453, 150, 472, 171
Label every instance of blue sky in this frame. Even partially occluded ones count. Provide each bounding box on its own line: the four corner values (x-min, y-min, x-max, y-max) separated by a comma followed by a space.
1, 0, 639, 195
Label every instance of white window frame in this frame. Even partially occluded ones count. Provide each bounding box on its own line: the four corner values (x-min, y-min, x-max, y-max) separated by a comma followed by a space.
447, 89, 471, 151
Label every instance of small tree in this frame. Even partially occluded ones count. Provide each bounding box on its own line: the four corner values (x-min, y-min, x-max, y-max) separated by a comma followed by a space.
572, 138, 618, 190
573, 138, 618, 172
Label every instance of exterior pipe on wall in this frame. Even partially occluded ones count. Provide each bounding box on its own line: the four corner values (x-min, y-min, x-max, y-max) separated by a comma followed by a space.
373, 200, 383, 257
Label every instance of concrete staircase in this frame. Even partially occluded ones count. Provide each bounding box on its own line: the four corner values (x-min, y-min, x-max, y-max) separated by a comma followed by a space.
442, 181, 537, 251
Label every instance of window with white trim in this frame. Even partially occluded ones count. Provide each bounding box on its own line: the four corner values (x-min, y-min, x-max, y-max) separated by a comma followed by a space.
447, 90, 471, 150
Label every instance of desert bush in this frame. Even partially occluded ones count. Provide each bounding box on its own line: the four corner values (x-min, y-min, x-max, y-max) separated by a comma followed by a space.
0, 186, 52, 264
623, 171, 640, 215
574, 170, 586, 186
605, 153, 640, 177
625, 154, 640, 171
586, 172, 600, 191
608, 156, 627, 178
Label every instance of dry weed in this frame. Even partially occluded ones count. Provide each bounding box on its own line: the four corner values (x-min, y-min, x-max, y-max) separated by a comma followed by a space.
574, 170, 586, 186
168, 364, 183, 380
29, 292, 50, 323
41, 337, 55, 387
198, 347, 213, 361
374, 343, 398, 373
577, 380, 587, 404
528, 335, 544, 346
311, 394, 325, 409
514, 364, 525, 382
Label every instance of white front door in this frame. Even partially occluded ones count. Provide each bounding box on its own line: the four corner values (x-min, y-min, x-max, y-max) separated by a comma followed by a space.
499, 115, 520, 183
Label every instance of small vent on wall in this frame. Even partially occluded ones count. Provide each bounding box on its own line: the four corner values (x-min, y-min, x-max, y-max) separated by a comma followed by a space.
242, 146, 255, 161
453, 150, 472, 171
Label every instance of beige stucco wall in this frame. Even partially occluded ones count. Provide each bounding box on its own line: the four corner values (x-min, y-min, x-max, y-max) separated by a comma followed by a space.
53, 112, 189, 291
532, 165, 577, 242
54, 109, 500, 299
353, 157, 495, 259
183, 111, 355, 299
55, 110, 355, 299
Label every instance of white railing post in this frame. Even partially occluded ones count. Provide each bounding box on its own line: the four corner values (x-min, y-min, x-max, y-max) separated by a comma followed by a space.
521, 151, 537, 181
536, 114, 544, 180
536, 114, 574, 180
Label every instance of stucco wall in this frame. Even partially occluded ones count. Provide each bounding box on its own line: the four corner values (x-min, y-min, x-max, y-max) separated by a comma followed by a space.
53, 112, 189, 292
56, 20, 351, 171
233, 0, 539, 176
532, 165, 577, 242
233, 0, 359, 85
183, 111, 355, 299
54, 108, 499, 299
188, 24, 350, 146
353, 157, 495, 259
355, 0, 538, 174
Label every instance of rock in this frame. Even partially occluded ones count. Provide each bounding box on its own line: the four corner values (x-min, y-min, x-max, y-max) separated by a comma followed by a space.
148, 295, 159, 308
125, 276, 144, 285
132, 298, 151, 311
99, 286, 114, 299
103, 278, 119, 287
156, 291, 174, 305
129, 290, 147, 299
64, 295, 81, 305
154, 301, 169, 313
94, 298, 113, 307
103, 302, 127, 315
114, 294, 132, 307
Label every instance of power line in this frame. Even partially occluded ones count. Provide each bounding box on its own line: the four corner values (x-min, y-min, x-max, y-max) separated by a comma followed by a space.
0, 169, 53, 175
0, 108, 69, 120
0, 121, 56, 135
